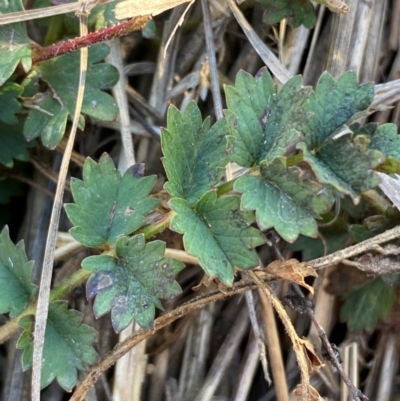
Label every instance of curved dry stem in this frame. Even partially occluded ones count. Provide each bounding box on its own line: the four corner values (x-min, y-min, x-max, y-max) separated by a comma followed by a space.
70, 278, 261, 400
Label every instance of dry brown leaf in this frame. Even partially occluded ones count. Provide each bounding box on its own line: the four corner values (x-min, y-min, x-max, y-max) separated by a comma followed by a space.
300, 337, 324, 372
265, 259, 317, 294
293, 384, 325, 401
114, 0, 192, 19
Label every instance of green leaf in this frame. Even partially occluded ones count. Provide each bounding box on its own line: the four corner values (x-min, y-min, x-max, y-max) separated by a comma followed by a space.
0, 0, 31, 85
0, 226, 36, 317
24, 96, 69, 149
89, 0, 119, 29
24, 44, 119, 148
0, 120, 35, 167
358, 122, 400, 159
257, 0, 316, 28
304, 71, 374, 149
162, 102, 229, 204
169, 191, 265, 285
235, 158, 334, 242
225, 68, 311, 167
298, 142, 358, 200
349, 224, 376, 243
299, 135, 384, 202
17, 301, 98, 391
65, 154, 159, 247
83, 234, 184, 331
0, 82, 23, 124
340, 278, 397, 332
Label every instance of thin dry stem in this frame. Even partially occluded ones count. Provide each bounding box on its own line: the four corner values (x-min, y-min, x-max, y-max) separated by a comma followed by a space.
70, 279, 260, 400
31, 2, 90, 399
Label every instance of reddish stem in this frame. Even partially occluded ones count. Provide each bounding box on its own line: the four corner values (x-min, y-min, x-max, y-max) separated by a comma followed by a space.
32, 15, 152, 64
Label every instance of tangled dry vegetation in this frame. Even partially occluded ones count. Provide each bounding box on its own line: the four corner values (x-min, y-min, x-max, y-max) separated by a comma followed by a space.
1, 1, 400, 401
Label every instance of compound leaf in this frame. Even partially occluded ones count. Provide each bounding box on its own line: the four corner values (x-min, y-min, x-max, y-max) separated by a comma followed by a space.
65, 153, 159, 247
0, 226, 36, 317
257, 0, 316, 28
162, 102, 229, 204
0, 120, 35, 167
83, 234, 184, 332
304, 71, 374, 149
169, 191, 265, 285
225, 68, 311, 167
340, 277, 396, 332
0, 82, 23, 124
17, 301, 97, 391
24, 43, 119, 148
235, 158, 334, 242
0, 0, 31, 85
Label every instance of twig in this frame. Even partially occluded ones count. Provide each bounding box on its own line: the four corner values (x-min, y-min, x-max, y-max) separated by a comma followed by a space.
288, 284, 367, 401
32, 16, 151, 64
70, 278, 261, 400
309, 225, 400, 270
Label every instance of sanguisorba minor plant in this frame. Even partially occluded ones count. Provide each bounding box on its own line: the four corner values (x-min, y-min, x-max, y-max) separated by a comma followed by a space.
1, 0, 400, 395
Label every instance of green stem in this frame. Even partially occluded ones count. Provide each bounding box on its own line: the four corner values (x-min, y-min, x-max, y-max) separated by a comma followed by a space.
217, 177, 238, 196
50, 269, 92, 302
137, 212, 174, 239
0, 211, 177, 344
0, 269, 92, 344
286, 153, 303, 166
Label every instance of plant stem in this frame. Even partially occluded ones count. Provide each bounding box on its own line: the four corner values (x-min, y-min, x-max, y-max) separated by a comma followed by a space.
138, 212, 174, 239
70, 277, 264, 401
216, 178, 237, 196
0, 269, 91, 344
50, 269, 92, 302
32, 15, 151, 64
291, 284, 367, 401
0, 211, 174, 344
286, 153, 304, 166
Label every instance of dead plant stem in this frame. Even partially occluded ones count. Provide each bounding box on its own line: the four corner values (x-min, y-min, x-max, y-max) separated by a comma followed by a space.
291, 284, 367, 401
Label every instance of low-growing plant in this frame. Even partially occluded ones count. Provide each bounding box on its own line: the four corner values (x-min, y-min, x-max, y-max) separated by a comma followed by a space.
0, 0, 399, 400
